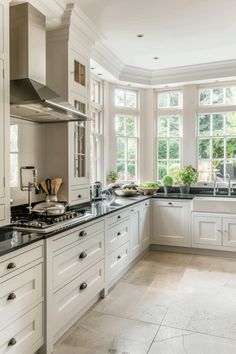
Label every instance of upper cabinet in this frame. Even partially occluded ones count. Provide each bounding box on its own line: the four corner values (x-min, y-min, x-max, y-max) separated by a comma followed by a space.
0, 0, 9, 226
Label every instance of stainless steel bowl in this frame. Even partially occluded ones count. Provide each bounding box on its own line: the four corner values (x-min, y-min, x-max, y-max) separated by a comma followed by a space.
115, 189, 138, 197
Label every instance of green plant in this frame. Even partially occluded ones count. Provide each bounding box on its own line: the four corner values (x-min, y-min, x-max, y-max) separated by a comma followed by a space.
174, 166, 198, 185
162, 175, 173, 187
107, 170, 118, 182
141, 181, 160, 189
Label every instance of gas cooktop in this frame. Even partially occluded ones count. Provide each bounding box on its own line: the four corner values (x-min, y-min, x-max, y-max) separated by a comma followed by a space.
11, 209, 93, 234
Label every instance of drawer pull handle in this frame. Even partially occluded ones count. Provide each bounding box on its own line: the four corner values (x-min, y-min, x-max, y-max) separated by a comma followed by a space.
117, 255, 121, 260
7, 292, 16, 301
117, 215, 121, 219
117, 232, 121, 236
131, 209, 134, 212
79, 282, 87, 290
78, 194, 82, 198
7, 262, 16, 270
79, 251, 87, 259
8, 338, 17, 346
79, 230, 87, 237
168, 202, 173, 205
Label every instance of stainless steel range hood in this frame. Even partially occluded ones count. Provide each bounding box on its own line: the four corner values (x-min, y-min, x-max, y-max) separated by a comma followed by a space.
10, 3, 91, 123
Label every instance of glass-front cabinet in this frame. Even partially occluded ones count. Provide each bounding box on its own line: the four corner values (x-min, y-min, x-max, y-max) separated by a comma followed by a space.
74, 121, 86, 180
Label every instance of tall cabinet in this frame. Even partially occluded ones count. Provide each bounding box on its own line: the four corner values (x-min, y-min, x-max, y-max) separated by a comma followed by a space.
0, 0, 9, 226
46, 4, 93, 205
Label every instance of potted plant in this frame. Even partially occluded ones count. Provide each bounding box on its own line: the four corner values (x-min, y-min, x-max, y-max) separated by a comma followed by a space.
162, 175, 173, 194
107, 170, 118, 184
174, 166, 198, 194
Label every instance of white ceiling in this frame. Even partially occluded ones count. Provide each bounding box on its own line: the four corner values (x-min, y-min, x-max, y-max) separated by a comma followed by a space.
78, 0, 236, 70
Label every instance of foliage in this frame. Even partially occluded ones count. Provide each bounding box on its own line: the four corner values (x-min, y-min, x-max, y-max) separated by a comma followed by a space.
107, 170, 118, 182
174, 166, 198, 185
162, 175, 173, 186
140, 181, 160, 189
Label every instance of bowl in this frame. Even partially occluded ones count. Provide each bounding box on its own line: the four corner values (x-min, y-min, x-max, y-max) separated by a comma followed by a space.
137, 187, 159, 195
115, 189, 138, 197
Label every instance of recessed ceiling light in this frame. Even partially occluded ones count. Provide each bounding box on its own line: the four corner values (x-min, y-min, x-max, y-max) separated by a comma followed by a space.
153, 57, 159, 60
137, 34, 144, 38
98, 73, 102, 76
90, 67, 95, 70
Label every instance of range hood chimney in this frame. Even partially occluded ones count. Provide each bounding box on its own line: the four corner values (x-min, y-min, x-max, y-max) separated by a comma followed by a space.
10, 3, 91, 123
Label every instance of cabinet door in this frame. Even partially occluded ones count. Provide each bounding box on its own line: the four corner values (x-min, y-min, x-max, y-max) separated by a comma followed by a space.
152, 200, 190, 246
140, 201, 151, 249
0, 59, 4, 198
192, 214, 222, 246
0, 1, 4, 55
130, 207, 140, 261
223, 218, 236, 247
69, 50, 88, 98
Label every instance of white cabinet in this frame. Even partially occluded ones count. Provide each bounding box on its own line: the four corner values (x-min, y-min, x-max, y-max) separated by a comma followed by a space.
192, 214, 222, 246
223, 218, 236, 247
0, 0, 9, 226
140, 200, 151, 249
152, 200, 190, 246
130, 206, 141, 260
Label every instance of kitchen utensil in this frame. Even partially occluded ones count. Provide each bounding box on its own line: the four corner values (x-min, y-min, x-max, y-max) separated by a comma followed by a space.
54, 178, 63, 195
32, 201, 68, 216
115, 189, 138, 197
41, 180, 49, 194
46, 179, 52, 195
50, 179, 56, 195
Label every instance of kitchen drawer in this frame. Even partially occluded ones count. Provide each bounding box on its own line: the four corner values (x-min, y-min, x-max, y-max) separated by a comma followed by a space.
0, 204, 4, 221
109, 242, 130, 282
108, 220, 129, 253
52, 219, 105, 252
0, 263, 43, 329
54, 260, 104, 336
53, 232, 104, 289
107, 209, 129, 227
70, 187, 90, 203
0, 245, 43, 279
0, 303, 43, 354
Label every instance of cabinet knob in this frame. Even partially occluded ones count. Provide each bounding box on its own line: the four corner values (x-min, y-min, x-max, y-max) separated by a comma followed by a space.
117, 255, 121, 260
79, 251, 87, 259
168, 202, 173, 205
79, 230, 87, 237
8, 338, 17, 346
117, 232, 121, 236
7, 262, 16, 270
217, 229, 222, 233
117, 215, 121, 219
78, 194, 82, 198
79, 282, 87, 290
7, 292, 16, 301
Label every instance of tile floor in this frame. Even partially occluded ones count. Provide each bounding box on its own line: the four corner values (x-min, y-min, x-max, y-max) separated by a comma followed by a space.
54, 251, 236, 353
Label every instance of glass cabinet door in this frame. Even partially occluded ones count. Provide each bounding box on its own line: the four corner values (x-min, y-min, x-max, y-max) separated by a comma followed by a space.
74, 121, 86, 179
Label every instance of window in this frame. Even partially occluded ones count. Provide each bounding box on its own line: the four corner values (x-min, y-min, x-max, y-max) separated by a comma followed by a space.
197, 112, 236, 181
10, 124, 19, 188
115, 89, 137, 108
156, 90, 183, 180
199, 86, 236, 106
90, 110, 103, 182
115, 115, 138, 181
157, 91, 182, 109
157, 115, 181, 179
90, 79, 100, 104
74, 100, 86, 114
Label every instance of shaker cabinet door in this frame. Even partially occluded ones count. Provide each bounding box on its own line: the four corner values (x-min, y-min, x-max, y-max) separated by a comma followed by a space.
0, 59, 4, 199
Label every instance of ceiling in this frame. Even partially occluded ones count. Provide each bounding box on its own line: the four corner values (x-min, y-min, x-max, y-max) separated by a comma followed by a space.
78, 0, 236, 71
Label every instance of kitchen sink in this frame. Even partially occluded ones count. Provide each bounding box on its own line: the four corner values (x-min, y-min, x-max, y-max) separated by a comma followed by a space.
192, 196, 236, 213
107, 201, 124, 209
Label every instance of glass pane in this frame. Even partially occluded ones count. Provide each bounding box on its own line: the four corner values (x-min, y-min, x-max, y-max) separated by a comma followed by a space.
198, 115, 210, 136
212, 88, 224, 104
10, 125, 18, 152
226, 87, 236, 105
115, 116, 125, 135
226, 138, 236, 158
127, 138, 137, 160
226, 112, 236, 135
198, 139, 210, 159
169, 140, 179, 159
127, 161, 136, 181
10, 153, 18, 188
125, 92, 137, 108
212, 160, 224, 178
117, 161, 125, 180
212, 138, 224, 159
212, 114, 224, 136
91, 80, 99, 103
169, 116, 180, 137
158, 93, 168, 108
158, 161, 167, 179
126, 116, 137, 137
158, 140, 167, 159
116, 137, 125, 159
169, 92, 179, 107
158, 117, 168, 137
226, 160, 236, 181
115, 89, 125, 107
169, 161, 180, 177
198, 160, 211, 181
199, 89, 210, 105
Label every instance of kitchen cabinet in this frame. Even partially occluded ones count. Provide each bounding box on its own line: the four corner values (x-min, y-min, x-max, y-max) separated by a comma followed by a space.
140, 200, 151, 250
152, 200, 190, 246
130, 205, 140, 260
192, 213, 236, 249
0, 242, 44, 354
0, 0, 9, 226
